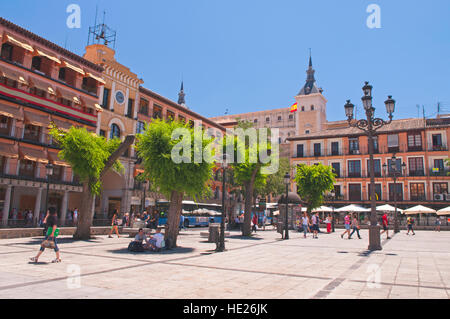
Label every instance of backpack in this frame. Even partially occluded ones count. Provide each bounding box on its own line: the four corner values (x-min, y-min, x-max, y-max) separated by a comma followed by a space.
128, 241, 144, 252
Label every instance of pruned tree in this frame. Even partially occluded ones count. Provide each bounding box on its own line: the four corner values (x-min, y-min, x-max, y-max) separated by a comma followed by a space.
294, 163, 336, 214
50, 125, 134, 239
135, 119, 214, 248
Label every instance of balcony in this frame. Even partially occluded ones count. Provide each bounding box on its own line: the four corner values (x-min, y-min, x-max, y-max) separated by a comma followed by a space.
429, 145, 448, 152
429, 168, 450, 176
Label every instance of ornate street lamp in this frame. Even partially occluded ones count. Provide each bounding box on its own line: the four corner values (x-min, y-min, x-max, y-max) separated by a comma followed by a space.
44, 163, 54, 219
283, 172, 290, 240
142, 179, 148, 213
217, 153, 228, 252
345, 81, 395, 251
383, 155, 406, 233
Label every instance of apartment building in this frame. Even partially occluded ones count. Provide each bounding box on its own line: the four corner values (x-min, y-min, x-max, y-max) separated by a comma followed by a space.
0, 17, 104, 225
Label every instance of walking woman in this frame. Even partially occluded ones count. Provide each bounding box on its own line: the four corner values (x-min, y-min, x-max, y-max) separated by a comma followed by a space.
349, 214, 362, 239
108, 210, 120, 238
341, 213, 351, 239
301, 212, 309, 238
325, 214, 332, 234
30, 208, 61, 263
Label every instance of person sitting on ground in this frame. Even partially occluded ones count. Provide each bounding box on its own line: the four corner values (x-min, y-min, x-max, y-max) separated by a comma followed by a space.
134, 228, 150, 249
149, 228, 165, 251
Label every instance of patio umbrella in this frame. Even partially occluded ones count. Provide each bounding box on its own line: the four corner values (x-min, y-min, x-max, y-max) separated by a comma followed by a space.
312, 206, 334, 212
403, 205, 436, 215
376, 204, 403, 213
335, 204, 370, 212
436, 207, 450, 216
273, 210, 280, 216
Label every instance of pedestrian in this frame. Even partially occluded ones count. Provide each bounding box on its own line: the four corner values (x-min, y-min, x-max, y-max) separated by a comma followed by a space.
25, 210, 33, 227
310, 212, 319, 239
108, 210, 120, 238
406, 216, 416, 235
325, 214, 332, 234
179, 214, 185, 231
42, 210, 50, 236
122, 213, 129, 228
252, 214, 258, 233
379, 212, 391, 239
301, 212, 309, 238
341, 213, 352, 239
435, 216, 441, 232
73, 208, 78, 226
30, 208, 61, 263
262, 215, 266, 231
349, 214, 362, 239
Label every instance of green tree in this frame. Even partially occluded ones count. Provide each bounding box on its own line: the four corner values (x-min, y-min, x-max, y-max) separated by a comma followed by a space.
225, 120, 274, 236
135, 119, 214, 248
294, 164, 336, 214
256, 157, 291, 201
50, 125, 133, 240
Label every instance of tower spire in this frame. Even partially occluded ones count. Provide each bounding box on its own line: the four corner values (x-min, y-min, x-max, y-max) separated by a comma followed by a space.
178, 81, 186, 106
298, 52, 320, 96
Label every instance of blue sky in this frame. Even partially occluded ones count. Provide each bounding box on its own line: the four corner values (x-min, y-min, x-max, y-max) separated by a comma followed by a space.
1, 0, 449, 121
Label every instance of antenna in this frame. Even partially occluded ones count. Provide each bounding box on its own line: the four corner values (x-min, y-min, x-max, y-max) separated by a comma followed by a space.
437, 102, 441, 116
87, 8, 116, 48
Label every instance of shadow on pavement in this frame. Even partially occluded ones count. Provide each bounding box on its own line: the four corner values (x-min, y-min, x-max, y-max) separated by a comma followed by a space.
227, 235, 263, 241
107, 246, 195, 255
8, 237, 104, 246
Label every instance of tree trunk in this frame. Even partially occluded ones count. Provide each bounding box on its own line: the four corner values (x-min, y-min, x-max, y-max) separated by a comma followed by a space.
73, 182, 95, 240
242, 165, 261, 236
165, 190, 183, 248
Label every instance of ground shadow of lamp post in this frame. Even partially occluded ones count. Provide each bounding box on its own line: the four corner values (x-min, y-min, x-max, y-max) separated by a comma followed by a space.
344, 81, 395, 251
44, 163, 54, 219
383, 155, 406, 233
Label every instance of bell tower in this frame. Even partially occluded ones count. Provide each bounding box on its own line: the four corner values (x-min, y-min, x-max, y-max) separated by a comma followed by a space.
294, 53, 327, 136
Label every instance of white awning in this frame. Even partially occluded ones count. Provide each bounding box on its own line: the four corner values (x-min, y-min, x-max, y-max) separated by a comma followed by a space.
437, 207, 450, 216
376, 204, 403, 213
62, 60, 85, 75
4, 34, 34, 52
85, 72, 106, 85
403, 205, 436, 215
35, 49, 61, 64
335, 204, 370, 212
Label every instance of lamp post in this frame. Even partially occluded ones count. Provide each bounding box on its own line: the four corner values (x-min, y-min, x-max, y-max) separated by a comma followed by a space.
44, 163, 54, 217
330, 191, 336, 232
217, 154, 228, 252
142, 179, 148, 213
344, 81, 395, 251
383, 155, 406, 234
283, 172, 290, 240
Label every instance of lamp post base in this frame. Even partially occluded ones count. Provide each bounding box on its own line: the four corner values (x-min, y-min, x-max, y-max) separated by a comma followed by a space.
368, 225, 382, 251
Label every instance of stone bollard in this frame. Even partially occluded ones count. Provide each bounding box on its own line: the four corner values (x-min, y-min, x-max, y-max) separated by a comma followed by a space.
208, 223, 220, 243
277, 222, 284, 237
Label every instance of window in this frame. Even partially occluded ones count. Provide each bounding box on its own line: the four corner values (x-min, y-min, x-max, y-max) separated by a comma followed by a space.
313, 143, 321, 157
296, 144, 304, 157
331, 163, 340, 178
0, 76, 17, 89
305, 130, 310, 134
102, 88, 110, 109
333, 185, 341, 197
23, 124, 41, 142
277, 116, 282, 121
18, 160, 36, 178
289, 114, 293, 120
348, 184, 361, 201
58, 68, 66, 82
407, 132, 422, 151
266, 117, 270, 123
99, 130, 106, 137
372, 136, 379, 153
368, 184, 382, 201
367, 159, 381, 177
52, 165, 64, 182
1, 43, 13, 61
389, 184, 403, 201
387, 134, 399, 152
331, 142, 339, 156
0, 156, 5, 174
110, 124, 121, 139
301, 106, 305, 112
348, 160, 361, 178
387, 158, 402, 176
178, 115, 186, 124
311, 105, 314, 111
348, 138, 359, 154
188, 120, 194, 128
408, 157, 424, 176
432, 159, 445, 175
82, 77, 97, 94
153, 104, 162, 119
58, 97, 72, 107
433, 183, 448, 196
136, 121, 145, 134
410, 183, 425, 201
167, 110, 175, 121
126, 99, 134, 118
254, 119, 258, 123
29, 87, 47, 98
139, 99, 149, 116
432, 134, 443, 150
0, 116, 11, 135
31, 56, 42, 71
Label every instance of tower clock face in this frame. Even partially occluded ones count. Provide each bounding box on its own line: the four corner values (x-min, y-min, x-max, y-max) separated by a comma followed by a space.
115, 90, 125, 104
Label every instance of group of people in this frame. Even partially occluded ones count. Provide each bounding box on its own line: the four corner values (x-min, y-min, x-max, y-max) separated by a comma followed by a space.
299, 212, 324, 239
129, 227, 165, 252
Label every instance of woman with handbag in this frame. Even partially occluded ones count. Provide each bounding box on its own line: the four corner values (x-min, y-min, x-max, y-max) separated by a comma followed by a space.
30, 208, 61, 263
349, 214, 362, 239
108, 211, 121, 238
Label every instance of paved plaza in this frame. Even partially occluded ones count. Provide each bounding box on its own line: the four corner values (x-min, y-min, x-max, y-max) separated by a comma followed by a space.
0, 228, 449, 299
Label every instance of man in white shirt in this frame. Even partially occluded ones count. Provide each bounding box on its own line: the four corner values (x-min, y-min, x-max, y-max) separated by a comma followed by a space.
149, 228, 164, 251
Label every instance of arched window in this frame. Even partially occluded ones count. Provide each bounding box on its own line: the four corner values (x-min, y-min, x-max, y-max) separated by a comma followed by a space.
110, 124, 121, 139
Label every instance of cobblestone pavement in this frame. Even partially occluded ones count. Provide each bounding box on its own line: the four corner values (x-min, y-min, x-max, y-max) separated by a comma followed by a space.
0, 228, 449, 299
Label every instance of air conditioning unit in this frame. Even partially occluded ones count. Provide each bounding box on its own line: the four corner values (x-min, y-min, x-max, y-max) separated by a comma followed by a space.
446, 194, 450, 201
434, 194, 444, 201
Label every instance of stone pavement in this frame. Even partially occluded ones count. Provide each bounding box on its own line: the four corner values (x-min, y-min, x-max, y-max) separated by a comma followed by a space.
0, 227, 449, 299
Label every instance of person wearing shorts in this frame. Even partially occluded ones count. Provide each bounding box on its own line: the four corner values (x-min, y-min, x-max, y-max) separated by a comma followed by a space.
341, 213, 351, 239
406, 217, 416, 235
30, 208, 61, 263
301, 213, 309, 238
380, 213, 390, 239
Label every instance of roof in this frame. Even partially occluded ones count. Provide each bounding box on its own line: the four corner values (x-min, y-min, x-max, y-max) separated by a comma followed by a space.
0, 17, 103, 73
287, 118, 439, 141
139, 86, 226, 132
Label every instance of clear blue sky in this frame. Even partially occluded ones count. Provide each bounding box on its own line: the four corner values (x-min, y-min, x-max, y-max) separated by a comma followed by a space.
1, 0, 449, 121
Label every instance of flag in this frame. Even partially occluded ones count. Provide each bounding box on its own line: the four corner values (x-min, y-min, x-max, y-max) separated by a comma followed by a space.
290, 102, 298, 113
